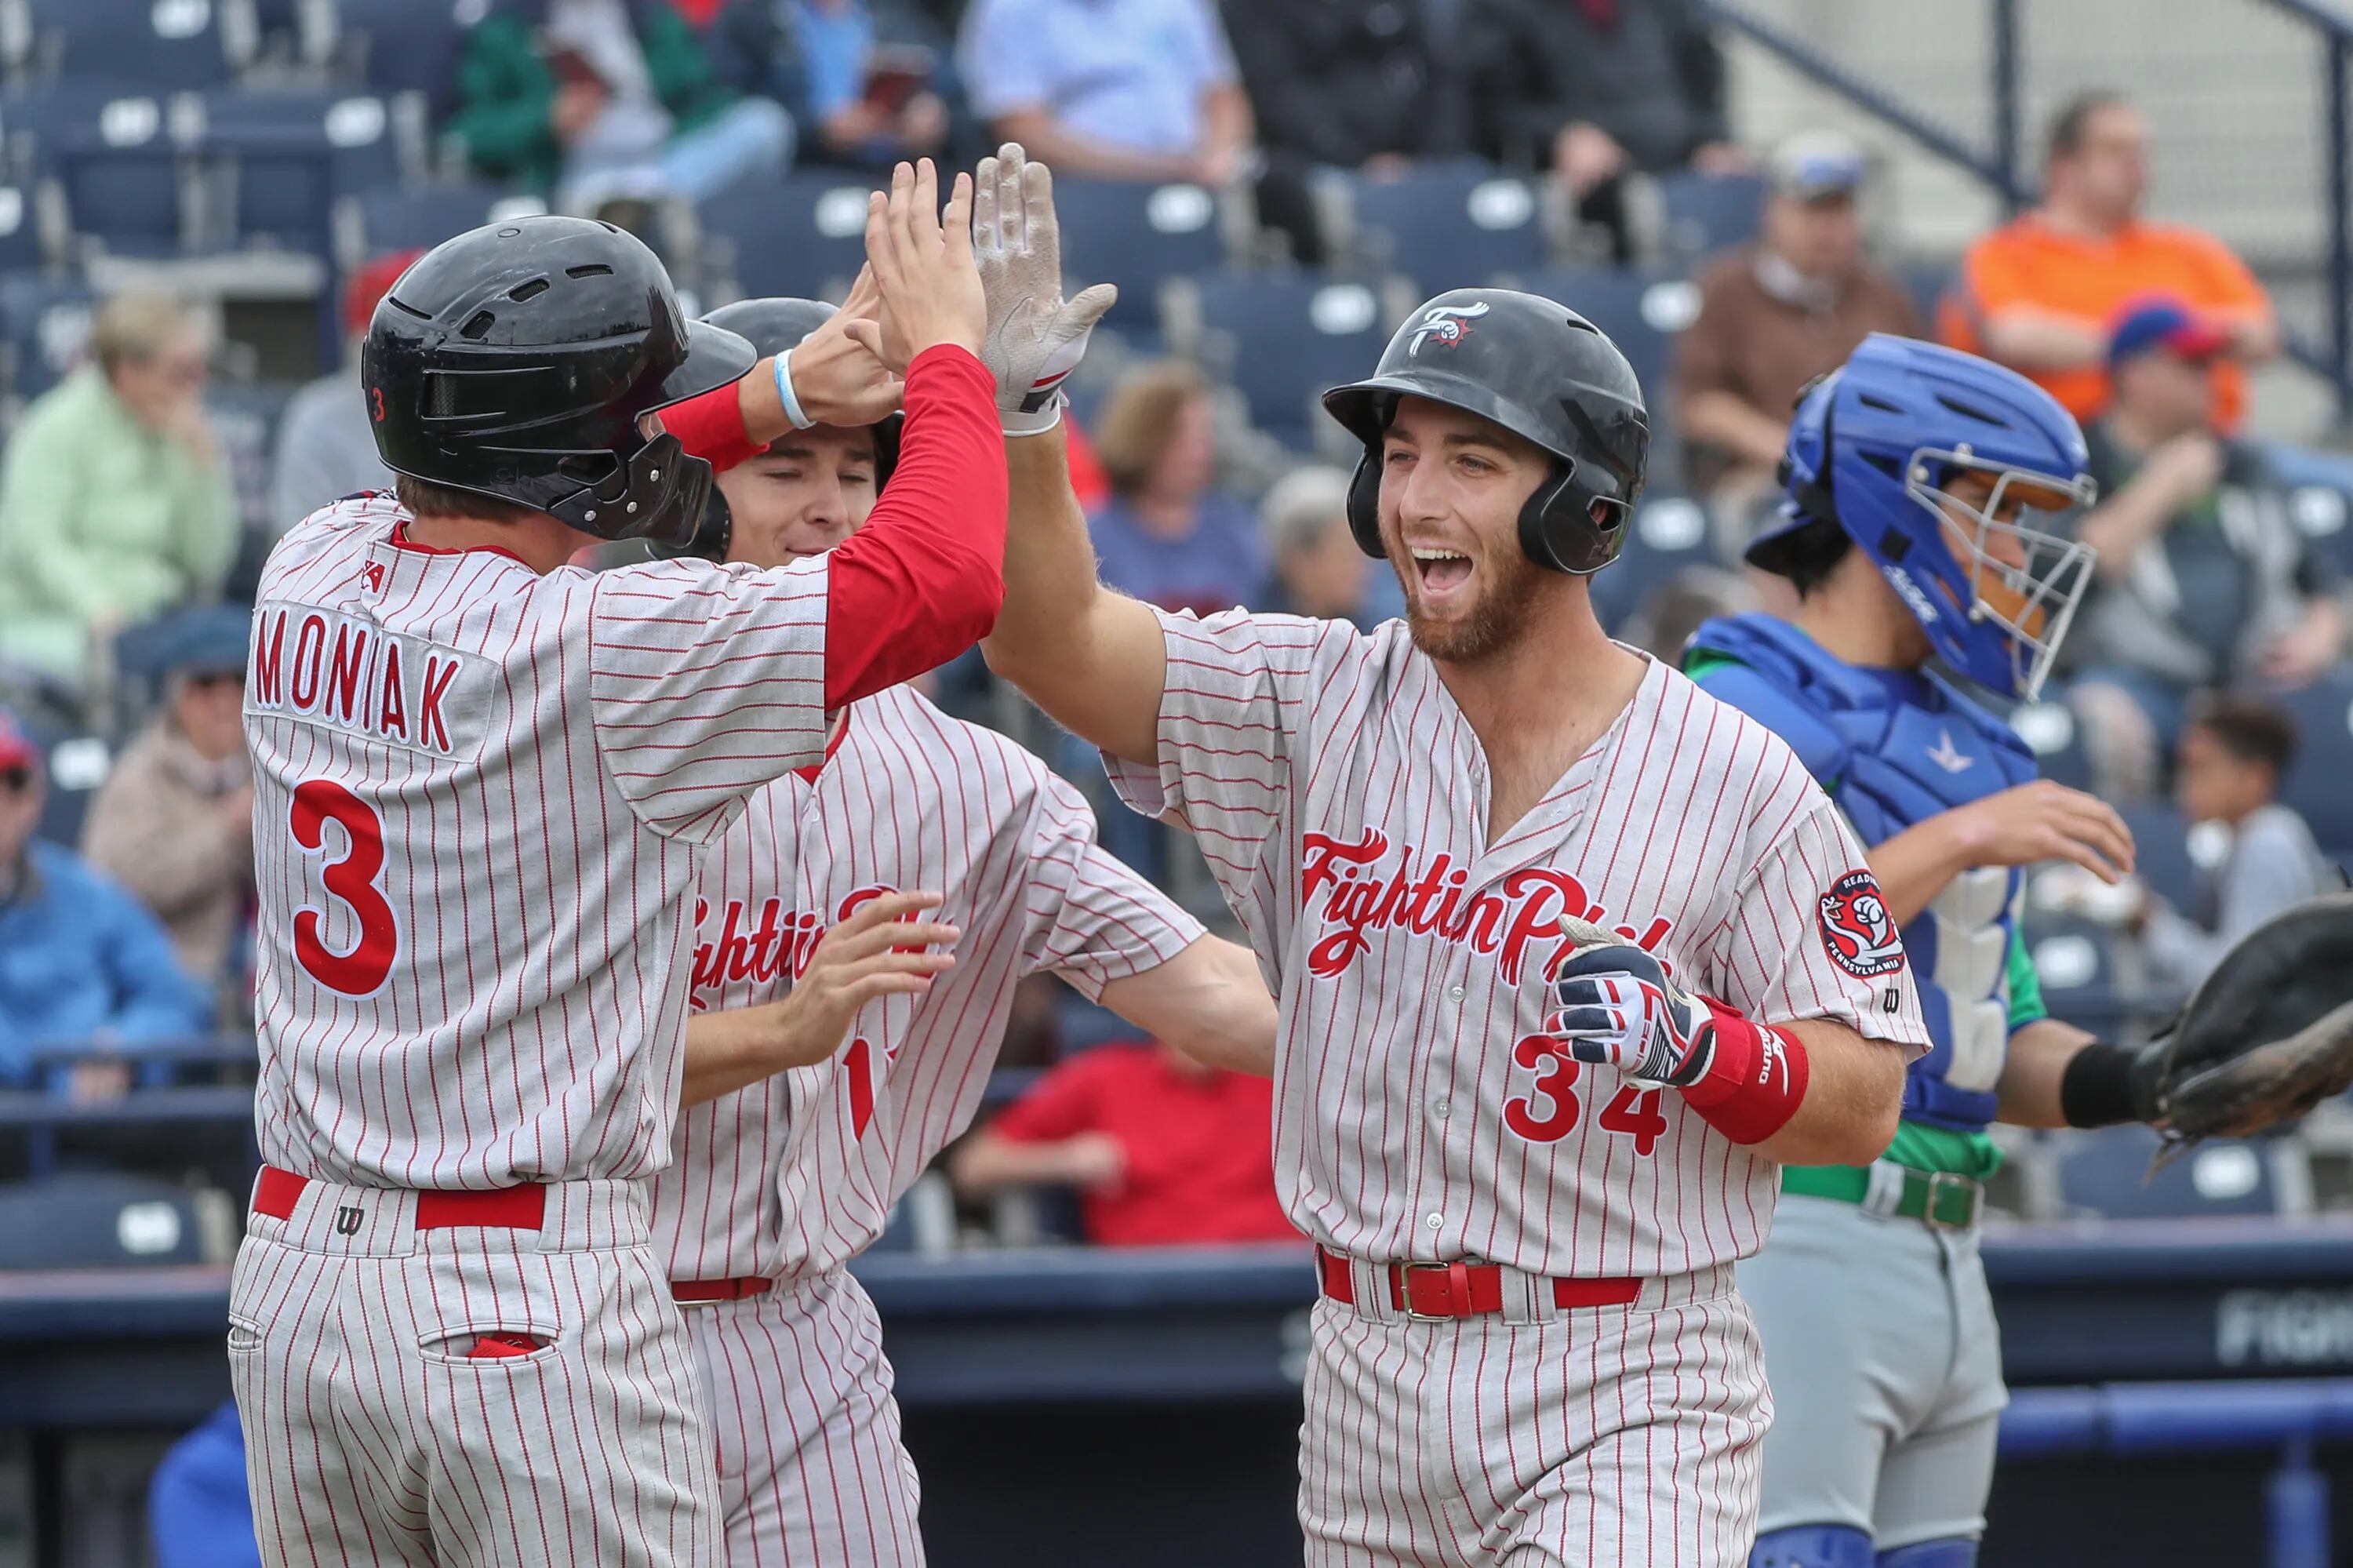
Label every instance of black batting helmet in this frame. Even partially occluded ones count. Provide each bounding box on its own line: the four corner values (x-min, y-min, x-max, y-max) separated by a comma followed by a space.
700, 297, 901, 486
364, 215, 755, 555
1321, 288, 1649, 576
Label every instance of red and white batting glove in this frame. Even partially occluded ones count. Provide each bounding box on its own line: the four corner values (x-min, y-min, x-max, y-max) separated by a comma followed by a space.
973, 143, 1115, 436
1548, 926, 1810, 1146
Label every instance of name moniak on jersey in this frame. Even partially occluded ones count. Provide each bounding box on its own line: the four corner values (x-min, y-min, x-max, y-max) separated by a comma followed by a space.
247, 602, 482, 759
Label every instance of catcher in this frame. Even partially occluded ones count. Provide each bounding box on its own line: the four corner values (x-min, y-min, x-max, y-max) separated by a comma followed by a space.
1686, 333, 2353, 1568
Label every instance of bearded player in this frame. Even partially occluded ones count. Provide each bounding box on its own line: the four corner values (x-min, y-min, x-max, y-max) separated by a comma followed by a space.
975, 144, 1927, 1565
1676, 337, 2166, 1568
645, 292, 1280, 1566
231, 165, 999, 1565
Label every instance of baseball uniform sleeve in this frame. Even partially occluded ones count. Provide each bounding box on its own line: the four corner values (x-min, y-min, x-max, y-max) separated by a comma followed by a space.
587, 554, 831, 841
1709, 794, 1929, 1053
1020, 768, 1206, 1000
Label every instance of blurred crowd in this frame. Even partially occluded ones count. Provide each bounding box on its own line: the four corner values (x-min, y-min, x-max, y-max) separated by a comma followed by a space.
0, 0, 2349, 1268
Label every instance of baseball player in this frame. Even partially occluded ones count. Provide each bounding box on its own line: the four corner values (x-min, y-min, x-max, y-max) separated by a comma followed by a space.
638, 290, 1280, 1566
1680, 335, 2149, 1568
974, 144, 1929, 1565
231, 165, 1005, 1566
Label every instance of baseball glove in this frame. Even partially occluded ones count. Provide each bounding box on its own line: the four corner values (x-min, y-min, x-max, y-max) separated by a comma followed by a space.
2148, 890, 2353, 1159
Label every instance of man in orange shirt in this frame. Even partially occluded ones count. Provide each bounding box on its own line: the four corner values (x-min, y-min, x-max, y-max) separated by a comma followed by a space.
1941, 90, 2276, 430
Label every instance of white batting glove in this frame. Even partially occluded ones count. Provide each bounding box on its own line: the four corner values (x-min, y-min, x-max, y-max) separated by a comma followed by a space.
1545, 917, 1721, 1089
973, 142, 1116, 436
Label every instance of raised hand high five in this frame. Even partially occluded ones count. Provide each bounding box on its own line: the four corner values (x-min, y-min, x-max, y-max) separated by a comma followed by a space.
973, 142, 1118, 435
860, 158, 987, 366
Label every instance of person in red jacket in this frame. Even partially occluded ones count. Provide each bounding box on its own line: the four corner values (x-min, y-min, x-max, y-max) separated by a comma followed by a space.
951, 1039, 1296, 1246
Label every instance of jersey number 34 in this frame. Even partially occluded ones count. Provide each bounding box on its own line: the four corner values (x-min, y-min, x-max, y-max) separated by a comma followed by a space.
289, 780, 401, 997
1504, 1035, 1667, 1156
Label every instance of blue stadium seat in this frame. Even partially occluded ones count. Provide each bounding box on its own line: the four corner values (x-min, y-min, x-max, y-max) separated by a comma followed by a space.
2055, 1126, 2291, 1220
16, 0, 250, 89
1589, 491, 1715, 631
2021, 912, 2132, 1034
329, 0, 474, 116
2009, 695, 2093, 792
0, 180, 42, 271
701, 169, 885, 301
1898, 260, 1955, 333
0, 1174, 227, 1270
15, 714, 107, 845
2273, 668, 2353, 856
1053, 176, 1229, 333
0, 78, 158, 179
0, 273, 96, 406
56, 134, 186, 256
340, 180, 542, 266
1653, 169, 1767, 263
205, 380, 296, 530
1506, 265, 1701, 423
2262, 438, 2353, 580
199, 90, 402, 254
1174, 269, 1395, 450
1343, 162, 1547, 294
2117, 799, 2200, 913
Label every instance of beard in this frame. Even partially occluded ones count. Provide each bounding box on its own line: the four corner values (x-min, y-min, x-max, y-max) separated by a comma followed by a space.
1388, 535, 1547, 664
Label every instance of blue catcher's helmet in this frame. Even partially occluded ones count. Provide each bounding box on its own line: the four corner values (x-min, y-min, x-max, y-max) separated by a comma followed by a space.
1747, 333, 2097, 700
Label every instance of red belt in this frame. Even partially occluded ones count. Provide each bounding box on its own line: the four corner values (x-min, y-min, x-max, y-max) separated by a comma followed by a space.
1315, 1246, 1641, 1319
670, 1277, 776, 1304
251, 1165, 548, 1230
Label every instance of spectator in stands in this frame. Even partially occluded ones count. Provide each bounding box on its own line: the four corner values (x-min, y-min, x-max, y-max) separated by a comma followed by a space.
1942, 90, 2277, 431
1086, 362, 1266, 616
0, 295, 237, 693
148, 1402, 260, 1568
0, 708, 210, 1100
81, 611, 254, 1017
1676, 131, 1919, 515
1459, 0, 1743, 259
708, 0, 955, 167
449, 0, 794, 212
948, 1038, 1293, 1246
2066, 299, 2340, 798
1221, 0, 1469, 262
268, 253, 414, 538
1255, 465, 1397, 628
2137, 698, 2338, 987
956, 0, 1254, 186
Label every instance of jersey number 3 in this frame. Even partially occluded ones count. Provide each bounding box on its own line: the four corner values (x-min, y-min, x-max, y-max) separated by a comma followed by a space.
289, 780, 400, 996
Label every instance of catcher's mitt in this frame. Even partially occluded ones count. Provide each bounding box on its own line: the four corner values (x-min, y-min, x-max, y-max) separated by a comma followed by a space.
2148, 890, 2353, 1159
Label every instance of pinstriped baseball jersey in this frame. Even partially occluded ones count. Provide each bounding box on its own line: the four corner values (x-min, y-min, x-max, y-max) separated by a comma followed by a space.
1106, 609, 1930, 1279
653, 682, 1203, 1284
244, 493, 835, 1191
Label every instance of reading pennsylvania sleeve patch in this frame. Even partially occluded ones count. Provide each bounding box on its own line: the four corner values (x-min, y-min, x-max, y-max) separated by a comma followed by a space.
1817, 868, 1907, 978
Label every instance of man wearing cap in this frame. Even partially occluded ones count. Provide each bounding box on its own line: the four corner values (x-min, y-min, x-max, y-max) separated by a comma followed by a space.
267, 251, 420, 538
2065, 296, 2343, 796
1675, 131, 1921, 518
0, 706, 212, 1098
82, 608, 256, 1018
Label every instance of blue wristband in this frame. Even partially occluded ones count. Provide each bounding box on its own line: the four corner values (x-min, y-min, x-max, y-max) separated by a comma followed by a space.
773, 349, 814, 431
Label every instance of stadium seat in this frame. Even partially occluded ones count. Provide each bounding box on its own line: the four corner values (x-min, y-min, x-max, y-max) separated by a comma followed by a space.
2117, 799, 2201, 912
1505, 264, 1700, 420
1169, 268, 1398, 450
0, 78, 158, 179
2008, 696, 2093, 792
324, 0, 474, 117
10, 0, 253, 89
205, 380, 296, 531
338, 180, 542, 267
1052, 176, 1231, 333
0, 272, 96, 406
2022, 912, 2133, 1034
1342, 162, 1547, 294
56, 133, 186, 256
2054, 1126, 2300, 1220
15, 713, 107, 845
2272, 668, 2353, 856
1589, 491, 1715, 631
1653, 169, 1768, 263
0, 1173, 231, 1270
2262, 438, 2353, 580
700, 169, 885, 302
0, 179, 42, 271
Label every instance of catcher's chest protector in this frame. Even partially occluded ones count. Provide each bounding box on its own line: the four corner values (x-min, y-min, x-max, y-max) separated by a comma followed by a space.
1688, 613, 2039, 1132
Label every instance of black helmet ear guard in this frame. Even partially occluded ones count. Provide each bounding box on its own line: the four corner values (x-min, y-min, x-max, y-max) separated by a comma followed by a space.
1323, 289, 1650, 577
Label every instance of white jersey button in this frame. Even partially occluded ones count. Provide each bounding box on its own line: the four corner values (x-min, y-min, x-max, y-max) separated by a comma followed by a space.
1448, 985, 1465, 1001
1425, 1212, 1444, 1230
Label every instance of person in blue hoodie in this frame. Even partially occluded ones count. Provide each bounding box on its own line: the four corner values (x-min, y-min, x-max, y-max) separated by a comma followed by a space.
0, 705, 211, 1097
1684, 334, 2162, 1568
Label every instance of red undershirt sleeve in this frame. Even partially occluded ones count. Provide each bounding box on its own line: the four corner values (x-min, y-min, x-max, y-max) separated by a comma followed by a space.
660, 379, 765, 475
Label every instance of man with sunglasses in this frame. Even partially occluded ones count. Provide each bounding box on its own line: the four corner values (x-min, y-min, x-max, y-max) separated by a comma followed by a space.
1679, 335, 2155, 1568
84, 609, 256, 1017
0, 706, 211, 1099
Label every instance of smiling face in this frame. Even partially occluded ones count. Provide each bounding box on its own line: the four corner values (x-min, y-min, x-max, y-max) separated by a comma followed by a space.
718, 425, 882, 568
1376, 395, 1555, 664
